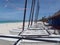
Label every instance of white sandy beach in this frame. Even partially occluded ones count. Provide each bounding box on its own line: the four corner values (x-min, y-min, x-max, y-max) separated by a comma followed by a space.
0, 22, 59, 45
0, 22, 28, 35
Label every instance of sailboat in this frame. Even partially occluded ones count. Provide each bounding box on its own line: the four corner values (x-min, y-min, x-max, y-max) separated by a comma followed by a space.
0, 0, 60, 45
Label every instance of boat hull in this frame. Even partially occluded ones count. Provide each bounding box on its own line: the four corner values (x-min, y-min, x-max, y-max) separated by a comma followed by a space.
0, 40, 58, 45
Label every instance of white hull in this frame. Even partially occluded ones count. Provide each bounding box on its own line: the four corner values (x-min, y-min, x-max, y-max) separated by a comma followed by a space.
0, 36, 60, 45
0, 39, 58, 45
20, 42, 57, 45
0, 22, 60, 45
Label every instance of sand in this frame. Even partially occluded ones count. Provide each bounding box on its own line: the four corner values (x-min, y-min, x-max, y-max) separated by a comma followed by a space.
0, 22, 28, 35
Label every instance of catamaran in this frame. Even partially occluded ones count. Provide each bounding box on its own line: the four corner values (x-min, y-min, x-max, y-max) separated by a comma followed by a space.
0, 0, 60, 45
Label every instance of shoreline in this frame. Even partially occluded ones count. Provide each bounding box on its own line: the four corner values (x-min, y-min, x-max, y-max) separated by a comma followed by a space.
0, 20, 29, 24
0, 22, 28, 35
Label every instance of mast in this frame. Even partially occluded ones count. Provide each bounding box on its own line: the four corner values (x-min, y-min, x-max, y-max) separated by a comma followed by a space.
14, 0, 27, 45
28, 0, 34, 28
35, 0, 40, 23
18, 0, 27, 35
30, 0, 36, 25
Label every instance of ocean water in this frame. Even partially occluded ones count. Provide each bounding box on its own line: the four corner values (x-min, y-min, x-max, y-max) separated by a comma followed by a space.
0, 20, 22, 23
0, 20, 28, 23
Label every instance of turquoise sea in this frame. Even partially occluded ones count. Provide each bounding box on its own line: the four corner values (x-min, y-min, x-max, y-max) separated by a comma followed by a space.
0, 21, 20, 23
0, 20, 28, 23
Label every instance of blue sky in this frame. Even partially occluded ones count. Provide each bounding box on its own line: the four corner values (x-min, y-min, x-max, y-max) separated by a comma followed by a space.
0, 0, 60, 21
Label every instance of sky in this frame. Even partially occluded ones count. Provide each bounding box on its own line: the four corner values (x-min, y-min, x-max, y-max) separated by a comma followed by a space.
0, 0, 60, 21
